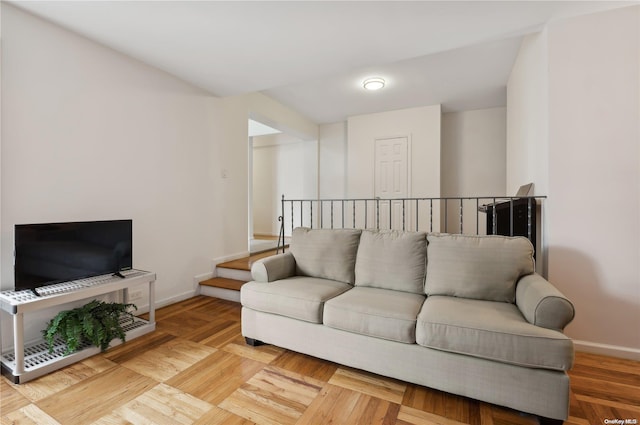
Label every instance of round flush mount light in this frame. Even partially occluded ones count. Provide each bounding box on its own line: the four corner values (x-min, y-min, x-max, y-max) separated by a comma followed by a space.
363, 77, 385, 91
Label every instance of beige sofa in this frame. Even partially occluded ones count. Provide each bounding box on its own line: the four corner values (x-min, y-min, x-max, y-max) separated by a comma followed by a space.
241, 228, 575, 423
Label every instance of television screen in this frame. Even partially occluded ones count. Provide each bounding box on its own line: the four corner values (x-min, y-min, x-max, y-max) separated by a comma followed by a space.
14, 220, 132, 294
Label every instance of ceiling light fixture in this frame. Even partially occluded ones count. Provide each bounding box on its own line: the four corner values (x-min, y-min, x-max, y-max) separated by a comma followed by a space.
363, 77, 385, 91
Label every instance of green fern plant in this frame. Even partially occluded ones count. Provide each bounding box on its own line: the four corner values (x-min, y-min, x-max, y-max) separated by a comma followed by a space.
43, 300, 137, 355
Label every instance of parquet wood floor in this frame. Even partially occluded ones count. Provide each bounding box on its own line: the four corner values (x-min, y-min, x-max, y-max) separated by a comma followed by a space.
2, 296, 638, 425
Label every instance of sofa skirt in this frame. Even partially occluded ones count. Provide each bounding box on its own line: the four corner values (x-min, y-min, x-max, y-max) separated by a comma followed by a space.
241, 307, 570, 421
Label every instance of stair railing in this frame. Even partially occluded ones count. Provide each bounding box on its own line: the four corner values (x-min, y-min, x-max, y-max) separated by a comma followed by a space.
276, 194, 546, 256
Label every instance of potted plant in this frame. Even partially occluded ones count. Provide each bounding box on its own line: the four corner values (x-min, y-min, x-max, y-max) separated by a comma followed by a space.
43, 300, 137, 355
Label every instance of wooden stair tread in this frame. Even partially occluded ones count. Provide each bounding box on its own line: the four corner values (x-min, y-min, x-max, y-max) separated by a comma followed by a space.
200, 277, 246, 291
217, 249, 281, 272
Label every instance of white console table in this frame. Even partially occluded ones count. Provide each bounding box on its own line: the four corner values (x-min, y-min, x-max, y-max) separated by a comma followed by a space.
0, 269, 156, 383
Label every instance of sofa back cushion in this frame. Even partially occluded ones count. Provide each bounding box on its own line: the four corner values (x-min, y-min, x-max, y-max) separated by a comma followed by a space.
355, 230, 427, 294
289, 227, 362, 285
425, 234, 534, 303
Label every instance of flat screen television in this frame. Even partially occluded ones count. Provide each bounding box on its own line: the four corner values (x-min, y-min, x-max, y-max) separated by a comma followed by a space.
14, 220, 132, 295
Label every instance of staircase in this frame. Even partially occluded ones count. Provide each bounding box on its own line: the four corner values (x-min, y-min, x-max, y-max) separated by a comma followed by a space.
199, 249, 280, 302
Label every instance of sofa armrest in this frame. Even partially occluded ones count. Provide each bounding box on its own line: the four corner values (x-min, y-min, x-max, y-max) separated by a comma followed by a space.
251, 252, 296, 282
516, 273, 575, 331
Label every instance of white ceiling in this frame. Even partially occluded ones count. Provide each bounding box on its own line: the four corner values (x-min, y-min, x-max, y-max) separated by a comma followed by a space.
11, 1, 637, 123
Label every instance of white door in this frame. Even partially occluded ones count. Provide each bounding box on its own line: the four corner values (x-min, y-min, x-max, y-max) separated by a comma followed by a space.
374, 137, 408, 230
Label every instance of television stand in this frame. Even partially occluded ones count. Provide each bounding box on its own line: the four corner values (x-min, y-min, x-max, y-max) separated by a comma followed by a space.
0, 269, 156, 384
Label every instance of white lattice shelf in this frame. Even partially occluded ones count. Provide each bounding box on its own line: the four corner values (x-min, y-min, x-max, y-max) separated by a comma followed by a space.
0, 270, 156, 383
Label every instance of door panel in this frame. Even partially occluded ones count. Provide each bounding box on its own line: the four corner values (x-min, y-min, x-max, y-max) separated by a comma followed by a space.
375, 137, 408, 230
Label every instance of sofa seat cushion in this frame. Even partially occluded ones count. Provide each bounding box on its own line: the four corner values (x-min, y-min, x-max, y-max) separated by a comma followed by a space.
323, 287, 426, 343
289, 227, 362, 285
355, 230, 427, 294
241, 277, 351, 324
425, 233, 535, 302
416, 296, 574, 371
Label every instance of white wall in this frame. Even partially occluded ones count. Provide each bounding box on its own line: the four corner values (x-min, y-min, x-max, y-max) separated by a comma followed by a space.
216, 93, 318, 255
347, 105, 441, 199
346, 106, 439, 230
0, 4, 223, 342
319, 122, 347, 199
246, 93, 318, 143
506, 31, 549, 197
0, 4, 319, 345
206, 92, 318, 258
441, 107, 506, 235
507, 33, 551, 277
347, 105, 441, 230
0, 5, 3, 295
546, 6, 640, 357
508, 6, 640, 358
252, 134, 317, 236
252, 137, 276, 235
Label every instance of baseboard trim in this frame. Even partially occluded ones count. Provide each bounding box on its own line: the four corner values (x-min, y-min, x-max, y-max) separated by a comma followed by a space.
155, 289, 199, 310
574, 339, 640, 361
193, 272, 214, 291
194, 271, 214, 282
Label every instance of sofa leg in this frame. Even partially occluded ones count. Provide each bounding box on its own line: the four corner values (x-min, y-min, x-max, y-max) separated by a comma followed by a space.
245, 337, 264, 346
538, 417, 564, 425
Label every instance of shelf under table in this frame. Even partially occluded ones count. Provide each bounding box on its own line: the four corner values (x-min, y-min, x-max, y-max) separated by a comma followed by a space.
1, 317, 155, 384
0, 269, 156, 383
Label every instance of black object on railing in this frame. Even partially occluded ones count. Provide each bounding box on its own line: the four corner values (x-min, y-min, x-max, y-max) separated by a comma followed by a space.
277, 216, 285, 254
277, 195, 286, 254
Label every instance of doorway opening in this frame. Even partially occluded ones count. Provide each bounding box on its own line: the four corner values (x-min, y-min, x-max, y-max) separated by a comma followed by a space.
248, 118, 317, 254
